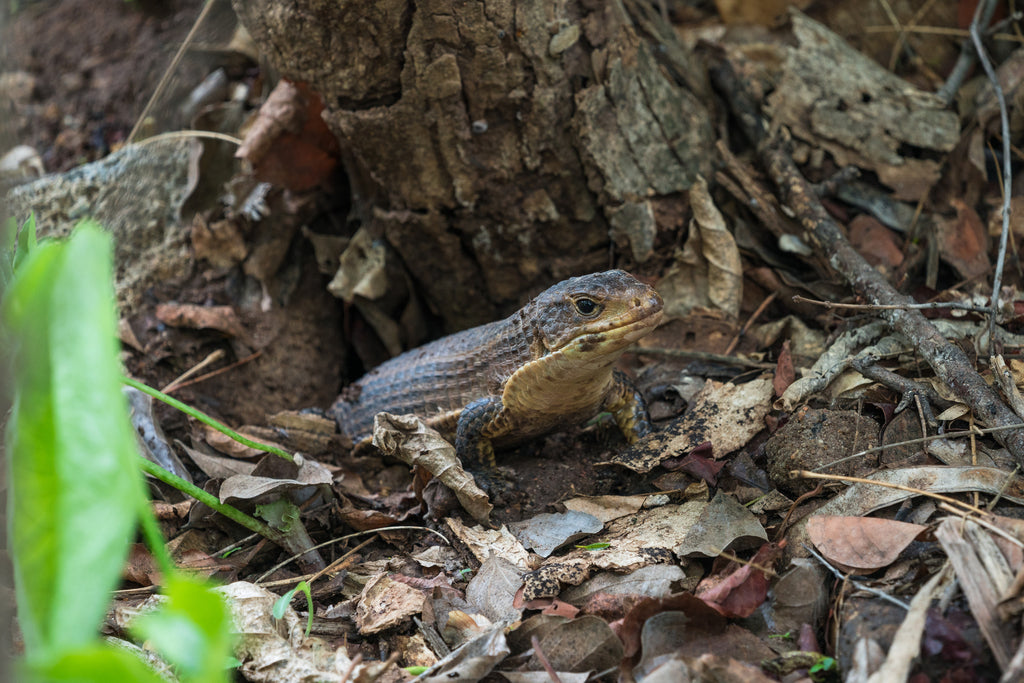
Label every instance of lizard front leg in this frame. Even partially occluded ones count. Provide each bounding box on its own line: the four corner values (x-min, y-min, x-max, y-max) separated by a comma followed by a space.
603, 370, 653, 443
455, 395, 505, 470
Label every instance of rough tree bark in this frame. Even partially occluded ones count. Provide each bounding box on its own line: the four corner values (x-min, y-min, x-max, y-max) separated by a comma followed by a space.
232, 0, 713, 329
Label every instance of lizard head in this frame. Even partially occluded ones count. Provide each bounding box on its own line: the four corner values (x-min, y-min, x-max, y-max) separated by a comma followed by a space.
528, 270, 663, 357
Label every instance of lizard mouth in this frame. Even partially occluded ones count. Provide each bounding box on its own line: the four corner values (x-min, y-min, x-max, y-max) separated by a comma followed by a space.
560, 300, 664, 356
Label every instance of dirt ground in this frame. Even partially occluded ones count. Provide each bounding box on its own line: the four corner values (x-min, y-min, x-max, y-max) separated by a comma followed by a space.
5, 1, 1022, 680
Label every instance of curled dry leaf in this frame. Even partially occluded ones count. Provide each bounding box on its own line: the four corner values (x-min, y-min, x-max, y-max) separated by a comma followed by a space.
218, 581, 382, 682
417, 626, 510, 683
235, 79, 339, 192
696, 542, 785, 618
219, 457, 333, 504
372, 412, 493, 524
656, 175, 742, 320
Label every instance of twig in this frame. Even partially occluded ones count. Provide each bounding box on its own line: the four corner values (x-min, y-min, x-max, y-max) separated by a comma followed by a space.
851, 355, 951, 418
711, 59, 1024, 467
163, 350, 263, 394
936, 0, 1001, 103
636, 347, 775, 370
161, 349, 226, 393
810, 422, 1024, 471
724, 291, 778, 355
968, 1, 1014, 355
339, 653, 364, 683
793, 470, 987, 516
793, 295, 989, 313
864, 26, 1024, 42
803, 544, 911, 610
255, 526, 451, 583
128, 0, 217, 143
531, 635, 564, 683
936, 502, 1024, 550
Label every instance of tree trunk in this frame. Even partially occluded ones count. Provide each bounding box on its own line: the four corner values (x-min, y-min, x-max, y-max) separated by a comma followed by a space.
233, 0, 713, 329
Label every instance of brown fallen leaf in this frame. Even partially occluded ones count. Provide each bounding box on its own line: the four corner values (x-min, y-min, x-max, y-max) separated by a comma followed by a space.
774, 339, 795, 397
848, 214, 904, 271
236, 79, 339, 192
807, 516, 927, 573
156, 302, 246, 339
696, 541, 785, 618
373, 413, 493, 525
936, 199, 989, 281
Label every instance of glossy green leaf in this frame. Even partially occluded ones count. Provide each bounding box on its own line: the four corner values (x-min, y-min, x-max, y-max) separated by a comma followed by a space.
3, 223, 146, 659
130, 575, 234, 683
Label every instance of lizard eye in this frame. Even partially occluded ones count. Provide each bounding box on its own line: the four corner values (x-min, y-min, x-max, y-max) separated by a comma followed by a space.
574, 298, 599, 316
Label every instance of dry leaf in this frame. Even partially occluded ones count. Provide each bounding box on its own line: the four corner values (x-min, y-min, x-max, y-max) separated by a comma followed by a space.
807, 516, 926, 573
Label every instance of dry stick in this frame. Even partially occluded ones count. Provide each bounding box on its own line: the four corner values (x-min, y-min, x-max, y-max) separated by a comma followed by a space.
792, 294, 988, 313
711, 61, 1024, 467
161, 349, 226, 393
937, 0, 1001, 103
530, 635, 564, 683
968, 0, 1015, 353
804, 545, 912, 610
127, 0, 217, 143
724, 290, 777, 356
793, 471, 987, 516
636, 347, 774, 370
164, 350, 263, 394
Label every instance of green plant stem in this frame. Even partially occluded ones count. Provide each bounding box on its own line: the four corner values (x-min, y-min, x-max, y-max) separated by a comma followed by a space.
121, 376, 295, 463
137, 458, 284, 543
136, 494, 176, 580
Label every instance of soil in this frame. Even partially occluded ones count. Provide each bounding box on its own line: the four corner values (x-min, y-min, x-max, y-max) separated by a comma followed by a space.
2, 0, 207, 172
3, 0, 347, 431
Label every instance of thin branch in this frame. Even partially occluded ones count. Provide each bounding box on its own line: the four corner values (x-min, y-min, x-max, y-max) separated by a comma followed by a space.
711, 59, 1024, 466
636, 347, 775, 370
793, 470, 986, 516
724, 291, 778, 356
128, 0, 217, 143
803, 544, 911, 610
793, 295, 990, 313
969, 1, 1014, 355
937, 0, 1001, 104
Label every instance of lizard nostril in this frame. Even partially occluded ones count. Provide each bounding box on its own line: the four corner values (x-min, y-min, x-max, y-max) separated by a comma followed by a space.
631, 297, 641, 307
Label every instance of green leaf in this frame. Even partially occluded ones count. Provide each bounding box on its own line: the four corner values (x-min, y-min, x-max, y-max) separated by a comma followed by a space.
255, 498, 299, 532
130, 575, 234, 683
3, 223, 146, 659
273, 581, 313, 638
20, 641, 168, 683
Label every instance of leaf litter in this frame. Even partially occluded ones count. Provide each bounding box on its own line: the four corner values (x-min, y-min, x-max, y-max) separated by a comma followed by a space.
11, 0, 1024, 681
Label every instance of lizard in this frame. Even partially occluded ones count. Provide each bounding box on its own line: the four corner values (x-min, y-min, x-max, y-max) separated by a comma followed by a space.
330, 270, 664, 472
